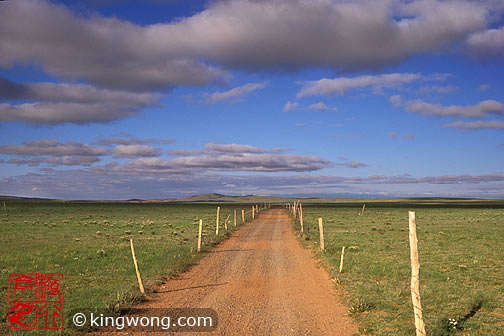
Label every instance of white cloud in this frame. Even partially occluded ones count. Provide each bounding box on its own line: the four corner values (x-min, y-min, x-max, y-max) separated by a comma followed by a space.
113, 145, 162, 158
283, 101, 299, 112
307, 102, 337, 111
175, 0, 487, 71
121, 143, 333, 173
338, 161, 368, 168
46, 156, 101, 166
0, 139, 108, 156
0, 101, 146, 125
0, 79, 160, 124
444, 120, 504, 129
0, 0, 226, 91
389, 95, 403, 107
0, 139, 108, 166
9, 80, 158, 105
168, 149, 205, 157
297, 73, 423, 98
405, 99, 504, 118
467, 26, 504, 56
0, 0, 491, 92
6, 156, 100, 167
204, 82, 267, 104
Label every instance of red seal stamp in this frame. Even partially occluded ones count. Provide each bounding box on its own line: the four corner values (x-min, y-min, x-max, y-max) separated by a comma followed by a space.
8, 273, 64, 330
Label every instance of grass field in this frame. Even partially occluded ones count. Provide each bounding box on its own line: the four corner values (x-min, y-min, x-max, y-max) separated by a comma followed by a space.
0, 201, 252, 335
3, 199, 503, 335
294, 203, 504, 335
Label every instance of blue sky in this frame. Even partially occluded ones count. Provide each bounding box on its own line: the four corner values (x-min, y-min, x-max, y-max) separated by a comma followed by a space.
1, 0, 503, 200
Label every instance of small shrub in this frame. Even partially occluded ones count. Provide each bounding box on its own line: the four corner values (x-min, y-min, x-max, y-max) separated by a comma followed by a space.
348, 299, 376, 315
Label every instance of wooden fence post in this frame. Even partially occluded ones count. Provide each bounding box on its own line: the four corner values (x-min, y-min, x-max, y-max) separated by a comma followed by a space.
318, 218, 325, 251
3, 201, 6, 211
299, 203, 304, 233
409, 211, 426, 336
339, 246, 346, 273
129, 239, 145, 294
234, 209, 237, 226
252, 205, 255, 219
216, 206, 220, 235
197, 219, 203, 252
242, 209, 245, 223
224, 214, 230, 231
360, 204, 366, 215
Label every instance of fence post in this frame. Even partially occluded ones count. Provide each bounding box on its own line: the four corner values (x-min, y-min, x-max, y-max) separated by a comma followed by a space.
129, 239, 145, 294
339, 246, 346, 273
299, 203, 304, 233
318, 218, 325, 251
197, 219, 203, 252
216, 206, 220, 235
409, 211, 426, 336
3, 201, 6, 211
234, 209, 237, 226
360, 204, 366, 215
242, 209, 245, 223
224, 214, 230, 231
252, 205, 255, 219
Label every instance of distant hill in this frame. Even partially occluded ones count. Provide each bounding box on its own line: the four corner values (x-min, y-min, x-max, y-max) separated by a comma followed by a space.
0, 195, 54, 201
170, 194, 504, 208
175, 193, 291, 203
1, 194, 503, 207
180, 193, 229, 201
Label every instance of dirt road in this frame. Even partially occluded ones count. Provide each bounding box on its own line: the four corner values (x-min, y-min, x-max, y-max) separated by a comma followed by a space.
128, 208, 358, 335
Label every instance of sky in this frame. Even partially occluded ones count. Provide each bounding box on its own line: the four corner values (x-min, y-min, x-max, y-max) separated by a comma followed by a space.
0, 0, 503, 200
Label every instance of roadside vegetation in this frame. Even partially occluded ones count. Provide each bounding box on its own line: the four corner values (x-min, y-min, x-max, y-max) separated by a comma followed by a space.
1, 201, 249, 335
294, 202, 504, 335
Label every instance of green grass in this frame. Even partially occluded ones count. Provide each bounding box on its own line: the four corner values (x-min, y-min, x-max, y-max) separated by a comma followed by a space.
1, 201, 253, 335
293, 205, 504, 336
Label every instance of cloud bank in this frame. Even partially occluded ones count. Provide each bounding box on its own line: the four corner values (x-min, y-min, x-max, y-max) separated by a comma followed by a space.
0, 77, 159, 124
2, 169, 503, 200
0, 0, 501, 125
0, 0, 494, 90
122, 143, 334, 173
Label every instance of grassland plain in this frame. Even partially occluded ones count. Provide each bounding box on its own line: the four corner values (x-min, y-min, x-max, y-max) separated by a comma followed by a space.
0, 201, 253, 335
293, 203, 504, 336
